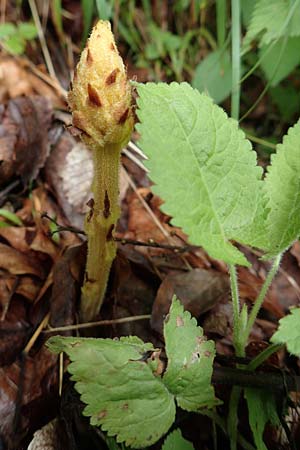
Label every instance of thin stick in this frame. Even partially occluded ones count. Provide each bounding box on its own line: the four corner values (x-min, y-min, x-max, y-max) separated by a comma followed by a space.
123, 168, 170, 239
245, 132, 276, 150
23, 313, 50, 354
122, 147, 149, 172
44, 314, 151, 333
128, 140, 148, 160
28, 0, 57, 79
216, 0, 226, 49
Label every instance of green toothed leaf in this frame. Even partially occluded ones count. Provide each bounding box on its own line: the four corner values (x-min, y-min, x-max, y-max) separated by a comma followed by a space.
135, 82, 264, 266
47, 336, 175, 448
243, 0, 300, 51
163, 297, 219, 411
271, 307, 300, 356
263, 119, 300, 257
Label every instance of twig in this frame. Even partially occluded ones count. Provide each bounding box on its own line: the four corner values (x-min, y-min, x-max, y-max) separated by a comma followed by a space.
28, 0, 57, 79
115, 236, 191, 253
212, 366, 300, 394
44, 314, 151, 333
42, 212, 192, 252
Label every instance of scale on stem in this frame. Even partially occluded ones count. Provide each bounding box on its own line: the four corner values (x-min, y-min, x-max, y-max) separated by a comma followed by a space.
68, 20, 134, 321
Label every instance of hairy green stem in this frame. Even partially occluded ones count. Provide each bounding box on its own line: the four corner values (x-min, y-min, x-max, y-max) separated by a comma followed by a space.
230, 0, 241, 120
242, 253, 282, 348
229, 264, 244, 356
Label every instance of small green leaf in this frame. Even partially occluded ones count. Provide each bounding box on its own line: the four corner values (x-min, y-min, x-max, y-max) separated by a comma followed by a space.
0, 209, 23, 226
163, 297, 219, 411
259, 36, 300, 87
135, 82, 264, 266
243, 0, 300, 51
192, 49, 232, 104
263, 119, 300, 257
162, 429, 194, 450
244, 388, 280, 450
47, 336, 175, 448
270, 85, 300, 122
95, 0, 113, 20
271, 307, 300, 356
17, 22, 37, 40
81, 0, 95, 46
3, 35, 25, 54
0, 22, 17, 38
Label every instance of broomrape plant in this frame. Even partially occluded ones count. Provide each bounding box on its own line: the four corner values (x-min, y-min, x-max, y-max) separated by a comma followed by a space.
48, 17, 300, 450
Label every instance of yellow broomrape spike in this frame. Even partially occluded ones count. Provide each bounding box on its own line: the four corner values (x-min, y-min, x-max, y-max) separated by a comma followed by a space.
68, 20, 134, 321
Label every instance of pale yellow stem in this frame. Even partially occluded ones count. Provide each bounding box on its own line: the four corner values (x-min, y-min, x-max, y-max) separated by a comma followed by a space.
81, 143, 121, 321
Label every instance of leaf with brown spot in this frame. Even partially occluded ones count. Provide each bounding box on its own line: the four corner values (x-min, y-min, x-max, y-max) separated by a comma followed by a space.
47, 335, 175, 448
163, 297, 219, 411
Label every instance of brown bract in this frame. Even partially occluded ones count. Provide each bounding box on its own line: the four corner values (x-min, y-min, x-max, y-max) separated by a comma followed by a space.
68, 20, 134, 149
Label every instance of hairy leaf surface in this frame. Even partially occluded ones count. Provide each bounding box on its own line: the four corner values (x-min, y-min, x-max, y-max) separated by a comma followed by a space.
162, 429, 194, 450
243, 0, 300, 50
163, 297, 218, 410
271, 307, 300, 356
135, 82, 264, 265
47, 336, 175, 448
244, 388, 279, 450
263, 119, 300, 257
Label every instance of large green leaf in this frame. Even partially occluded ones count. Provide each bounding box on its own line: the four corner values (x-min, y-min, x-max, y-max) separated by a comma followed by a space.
47, 298, 219, 447
192, 49, 232, 104
260, 36, 300, 87
135, 82, 264, 266
271, 307, 300, 356
243, 0, 300, 50
244, 388, 279, 450
163, 297, 219, 411
263, 119, 300, 257
47, 336, 175, 448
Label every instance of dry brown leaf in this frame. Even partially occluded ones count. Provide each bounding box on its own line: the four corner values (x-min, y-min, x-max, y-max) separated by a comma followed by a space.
0, 347, 58, 448
0, 226, 32, 253
0, 58, 64, 107
45, 131, 92, 229
0, 298, 29, 366
151, 268, 229, 334
0, 96, 52, 186
0, 243, 45, 278
49, 244, 85, 328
